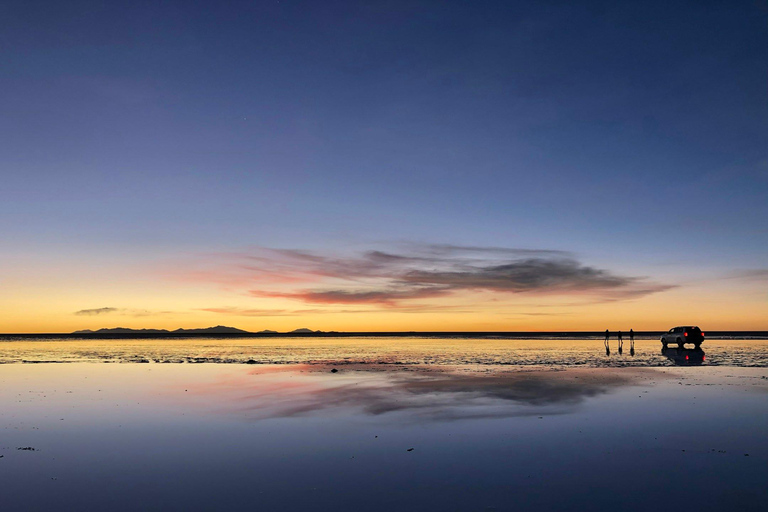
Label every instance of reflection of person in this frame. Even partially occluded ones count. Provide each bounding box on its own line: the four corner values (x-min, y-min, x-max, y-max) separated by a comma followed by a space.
629, 328, 635, 356
604, 329, 610, 355
618, 330, 623, 354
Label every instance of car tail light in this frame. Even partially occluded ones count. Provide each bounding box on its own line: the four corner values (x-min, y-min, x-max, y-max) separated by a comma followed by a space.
684, 332, 688, 337
702, 355, 706, 361
685, 355, 689, 360
702, 332, 705, 337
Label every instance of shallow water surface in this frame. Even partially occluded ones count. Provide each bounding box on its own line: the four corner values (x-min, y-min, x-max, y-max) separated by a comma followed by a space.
1, 363, 767, 511
2, 336, 768, 366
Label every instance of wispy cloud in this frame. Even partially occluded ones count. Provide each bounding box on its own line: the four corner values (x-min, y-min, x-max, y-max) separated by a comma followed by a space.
725, 269, 768, 280
74, 307, 119, 316
164, 244, 675, 309
251, 286, 450, 306
198, 307, 294, 317
250, 246, 672, 306
74, 307, 175, 317
199, 304, 472, 315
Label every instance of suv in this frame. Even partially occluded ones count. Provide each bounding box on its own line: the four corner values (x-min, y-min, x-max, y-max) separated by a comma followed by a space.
661, 326, 704, 348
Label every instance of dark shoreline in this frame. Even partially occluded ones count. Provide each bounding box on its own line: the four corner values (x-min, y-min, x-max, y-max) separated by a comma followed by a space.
2, 331, 768, 340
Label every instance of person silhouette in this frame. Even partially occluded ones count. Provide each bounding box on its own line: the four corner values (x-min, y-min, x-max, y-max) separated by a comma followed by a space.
604, 329, 610, 355
629, 328, 635, 356
618, 330, 623, 354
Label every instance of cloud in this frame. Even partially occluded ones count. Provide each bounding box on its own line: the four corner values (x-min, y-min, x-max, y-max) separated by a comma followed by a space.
74, 307, 119, 316
201, 303, 471, 315
245, 246, 672, 306
513, 312, 573, 317
399, 259, 634, 292
74, 307, 175, 317
726, 269, 768, 280
199, 307, 294, 317
251, 286, 450, 306
164, 244, 674, 308
406, 244, 571, 258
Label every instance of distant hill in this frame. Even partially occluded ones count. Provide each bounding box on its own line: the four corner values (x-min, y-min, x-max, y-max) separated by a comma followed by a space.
73, 327, 170, 335
289, 328, 315, 333
72, 325, 250, 335
257, 329, 278, 334
173, 326, 250, 335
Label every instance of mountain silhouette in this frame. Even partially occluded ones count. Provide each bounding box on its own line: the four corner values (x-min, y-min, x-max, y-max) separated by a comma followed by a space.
72, 325, 250, 335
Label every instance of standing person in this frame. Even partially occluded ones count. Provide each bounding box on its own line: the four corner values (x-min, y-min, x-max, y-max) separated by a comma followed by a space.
629, 329, 635, 355
604, 329, 610, 355
618, 330, 623, 354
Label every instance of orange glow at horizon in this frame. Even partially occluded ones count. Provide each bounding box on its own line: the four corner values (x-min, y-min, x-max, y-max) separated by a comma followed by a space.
1, 249, 766, 333
2, 282, 767, 333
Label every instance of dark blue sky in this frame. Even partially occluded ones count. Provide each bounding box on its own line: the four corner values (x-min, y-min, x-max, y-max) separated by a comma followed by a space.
2, 0, 767, 271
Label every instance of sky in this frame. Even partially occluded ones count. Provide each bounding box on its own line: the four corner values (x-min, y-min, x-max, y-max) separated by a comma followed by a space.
1, 0, 767, 333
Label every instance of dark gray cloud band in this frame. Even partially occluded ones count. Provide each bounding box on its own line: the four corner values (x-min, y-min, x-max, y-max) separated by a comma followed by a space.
74, 307, 119, 316
74, 307, 172, 317
243, 244, 674, 306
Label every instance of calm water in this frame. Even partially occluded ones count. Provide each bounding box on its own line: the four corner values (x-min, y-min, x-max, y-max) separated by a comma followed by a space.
1, 363, 767, 511
2, 339, 767, 511
2, 336, 768, 366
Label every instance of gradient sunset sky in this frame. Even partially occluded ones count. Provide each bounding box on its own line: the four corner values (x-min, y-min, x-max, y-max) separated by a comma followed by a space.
2, 0, 767, 333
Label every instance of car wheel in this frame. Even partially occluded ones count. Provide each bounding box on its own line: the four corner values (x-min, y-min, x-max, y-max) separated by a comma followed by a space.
676, 337, 683, 346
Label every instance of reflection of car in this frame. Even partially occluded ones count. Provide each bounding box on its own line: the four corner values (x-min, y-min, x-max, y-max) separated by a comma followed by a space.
661, 326, 704, 348
662, 347, 706, 366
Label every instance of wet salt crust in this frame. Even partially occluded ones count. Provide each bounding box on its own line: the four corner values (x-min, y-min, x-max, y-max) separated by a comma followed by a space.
2, 336, 768, 366
1, 363, 766, 512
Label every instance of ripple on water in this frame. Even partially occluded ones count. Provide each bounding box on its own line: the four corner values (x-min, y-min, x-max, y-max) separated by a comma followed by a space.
1, 337, 767, 367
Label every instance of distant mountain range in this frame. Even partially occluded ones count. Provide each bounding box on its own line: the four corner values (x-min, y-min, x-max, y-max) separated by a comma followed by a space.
73, 325, 251, 335
71, 326, 316, 335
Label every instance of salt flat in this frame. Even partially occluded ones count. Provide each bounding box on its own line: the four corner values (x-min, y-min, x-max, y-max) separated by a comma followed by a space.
1, 359, 766, 512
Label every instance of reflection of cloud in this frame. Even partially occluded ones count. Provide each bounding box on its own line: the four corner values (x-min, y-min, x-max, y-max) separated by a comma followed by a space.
191, 368, 641, 422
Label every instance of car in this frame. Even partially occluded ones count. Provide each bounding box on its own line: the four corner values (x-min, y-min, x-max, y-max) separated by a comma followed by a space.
661, 326, 704, 348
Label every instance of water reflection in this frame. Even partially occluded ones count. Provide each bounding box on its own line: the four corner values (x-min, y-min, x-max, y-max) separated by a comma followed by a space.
662, 347, 706, 366
193, 368, 646, 422
2, 337, 768, 367
3, 364, 767, 512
